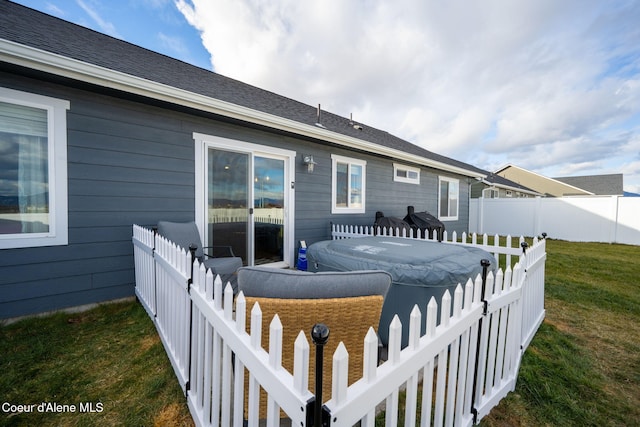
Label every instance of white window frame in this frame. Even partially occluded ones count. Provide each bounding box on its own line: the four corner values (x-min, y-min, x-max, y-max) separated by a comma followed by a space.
482, 187, 499, 199
0, 87, 69, 249
393, 163, 420, 184
438, 176, 459, 221
331, 154, 366, 214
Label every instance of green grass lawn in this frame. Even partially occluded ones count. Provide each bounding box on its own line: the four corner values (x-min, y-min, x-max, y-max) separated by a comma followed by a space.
1, 239, 639, 426
482, 240, 640, 426
0, 301, 193, 426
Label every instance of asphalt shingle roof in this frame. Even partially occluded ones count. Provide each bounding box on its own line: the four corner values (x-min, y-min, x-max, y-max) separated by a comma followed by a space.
483, 173, 539, 194
0, 1, 487, 176
554, 174, 623, 195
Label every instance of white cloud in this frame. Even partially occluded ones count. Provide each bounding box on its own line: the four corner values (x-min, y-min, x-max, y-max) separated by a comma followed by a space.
157, 32, 189, 57
142, 0, 172, 8
76, 0, 122, 38
45, 2, 66, 17
176, 0, 640, 191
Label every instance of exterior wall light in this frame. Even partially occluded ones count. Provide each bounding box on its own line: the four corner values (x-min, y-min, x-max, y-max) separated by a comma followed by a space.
303, 155, 317, 173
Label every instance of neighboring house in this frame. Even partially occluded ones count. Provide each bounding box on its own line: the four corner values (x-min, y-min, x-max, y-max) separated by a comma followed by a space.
496, 164, 625, 197
553, 174, 624, 196
0, 2, 490, 319
470, 173, 540, 198
495, 164, 594, 197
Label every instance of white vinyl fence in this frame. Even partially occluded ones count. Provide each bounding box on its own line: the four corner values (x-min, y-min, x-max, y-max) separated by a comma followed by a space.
470, 195, 640, 245
133, 224, 546, 427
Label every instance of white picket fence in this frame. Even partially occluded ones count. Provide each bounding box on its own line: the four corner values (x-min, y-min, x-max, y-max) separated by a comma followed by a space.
133, 224, 546, 427
133, 224, 313, 426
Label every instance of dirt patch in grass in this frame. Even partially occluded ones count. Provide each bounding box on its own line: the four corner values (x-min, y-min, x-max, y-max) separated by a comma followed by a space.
154, 403, 195, 427
138, 334, 161, 353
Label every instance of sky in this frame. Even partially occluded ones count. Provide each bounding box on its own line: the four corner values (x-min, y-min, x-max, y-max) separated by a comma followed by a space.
14, 0, 640, 193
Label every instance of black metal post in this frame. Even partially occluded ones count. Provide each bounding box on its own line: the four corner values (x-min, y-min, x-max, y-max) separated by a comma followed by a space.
471, 258, 491, 423
311, 323, 329, 427
521, 241, 529, 254
541, 232, 547, 239
480, 258, 491, 290
188, 244, 197, 291
185, 244, 197, 396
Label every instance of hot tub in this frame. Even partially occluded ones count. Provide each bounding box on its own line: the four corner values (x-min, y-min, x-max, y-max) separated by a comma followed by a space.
307, 236, 496, 347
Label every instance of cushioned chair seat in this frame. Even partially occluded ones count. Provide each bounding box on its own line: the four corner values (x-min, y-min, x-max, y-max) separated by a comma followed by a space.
157, 221, 242, 289
203, 257, 243, 276
237, 266, 391, 299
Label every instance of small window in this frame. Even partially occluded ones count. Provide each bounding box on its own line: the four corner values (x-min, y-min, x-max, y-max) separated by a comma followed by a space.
506, 190, 513, 198
438, 177, 459, 221
393, 163, 420, 184
0, 88, 69, 249
331, 154, 366, 214
482, 188, 498, 198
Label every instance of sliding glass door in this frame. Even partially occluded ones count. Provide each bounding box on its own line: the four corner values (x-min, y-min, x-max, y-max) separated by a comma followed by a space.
197, 134, 294, 267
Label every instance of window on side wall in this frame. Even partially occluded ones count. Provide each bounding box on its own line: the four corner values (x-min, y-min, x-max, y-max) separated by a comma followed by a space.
0, 88, 70, 249
393, 163, 420, 184
331, 154, 366, 214
438, 176, 459, 221
482, 188, 498, 198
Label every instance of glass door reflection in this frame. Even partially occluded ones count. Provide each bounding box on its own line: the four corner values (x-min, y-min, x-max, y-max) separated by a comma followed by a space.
207, 148, 249, 265
253, 156, 284, 264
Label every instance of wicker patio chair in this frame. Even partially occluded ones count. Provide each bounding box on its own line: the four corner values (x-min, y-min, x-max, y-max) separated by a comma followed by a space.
237, 266, 391, 420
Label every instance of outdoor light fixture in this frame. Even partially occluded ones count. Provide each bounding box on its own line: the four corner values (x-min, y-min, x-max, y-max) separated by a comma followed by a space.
303, 155, 317, 173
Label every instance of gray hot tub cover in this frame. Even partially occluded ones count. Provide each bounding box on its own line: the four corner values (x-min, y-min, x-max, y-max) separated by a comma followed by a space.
307, 236, 496, 347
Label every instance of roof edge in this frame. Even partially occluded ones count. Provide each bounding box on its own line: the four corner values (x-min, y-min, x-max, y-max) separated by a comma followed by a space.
1, 38, 485, 179
495, 164, 594, 195
479, 179, 541, 196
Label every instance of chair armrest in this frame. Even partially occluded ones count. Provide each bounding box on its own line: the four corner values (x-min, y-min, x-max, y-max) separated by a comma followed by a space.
202, 245, 236, 258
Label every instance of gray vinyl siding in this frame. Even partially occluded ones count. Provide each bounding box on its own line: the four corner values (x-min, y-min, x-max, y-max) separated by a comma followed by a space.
1, 72, 197, 319
0, 70, 471, 319
471, 182, 485, 198
293, 147, 471, 245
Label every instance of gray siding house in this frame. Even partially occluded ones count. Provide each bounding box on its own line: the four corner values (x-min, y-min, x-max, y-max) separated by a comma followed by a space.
470, 173, 540, 198
0, 2, 488, 319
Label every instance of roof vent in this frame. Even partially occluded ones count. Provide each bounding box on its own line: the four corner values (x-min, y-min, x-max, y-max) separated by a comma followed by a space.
350, 113, 363, 130
315, 104, 325, 128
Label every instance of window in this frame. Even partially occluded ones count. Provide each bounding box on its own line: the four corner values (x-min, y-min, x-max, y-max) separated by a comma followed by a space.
331, 154, 366, 214
482, 188, 499, 198
438, 177, 459, 221
0, 88, 69, 249
393, 163, 420, 184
